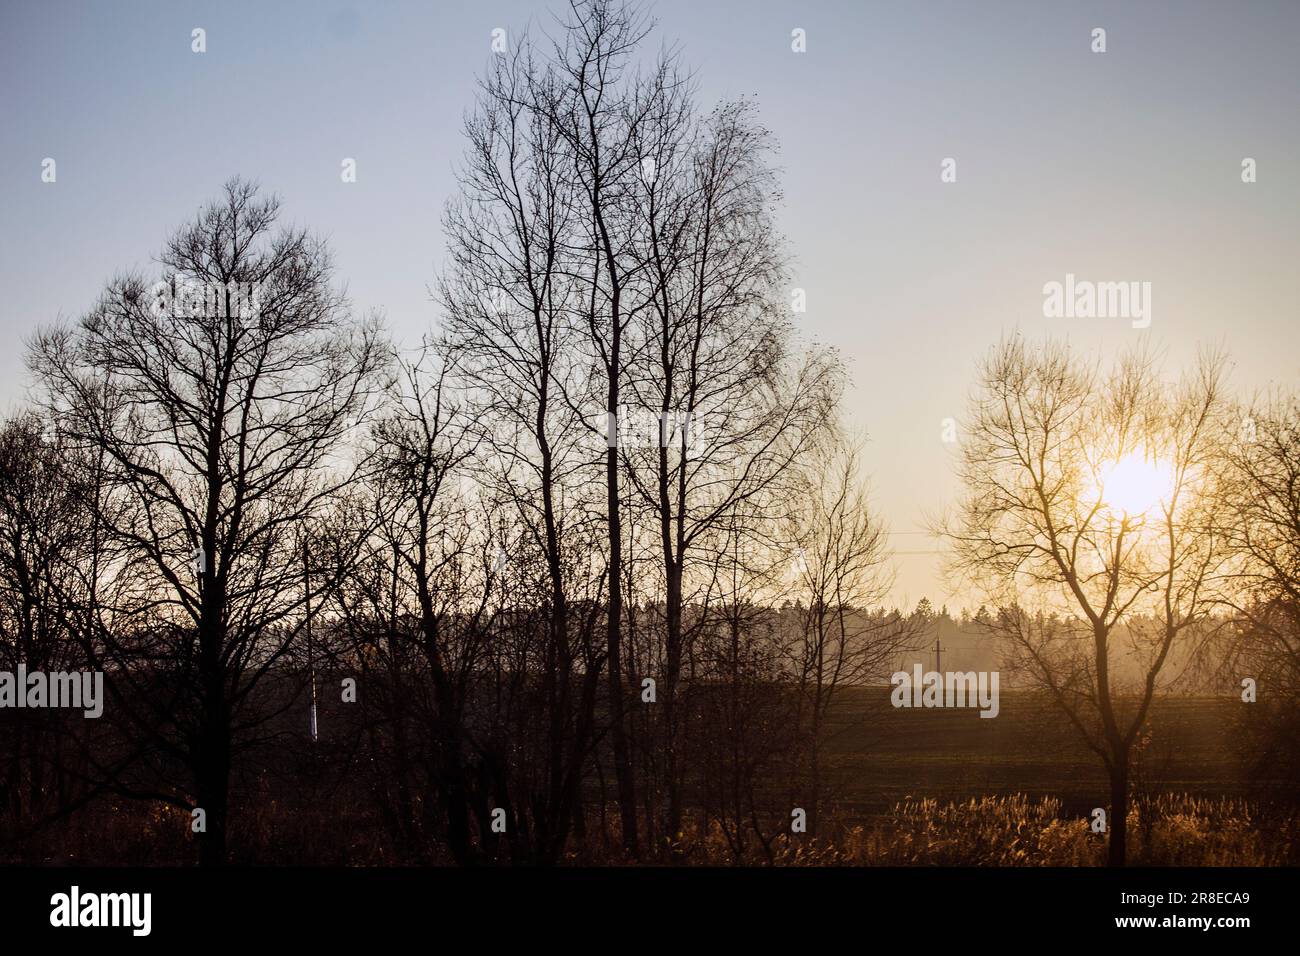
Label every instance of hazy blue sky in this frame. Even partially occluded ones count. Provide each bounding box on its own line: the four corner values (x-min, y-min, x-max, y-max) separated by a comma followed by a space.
3, 0, 1297, 607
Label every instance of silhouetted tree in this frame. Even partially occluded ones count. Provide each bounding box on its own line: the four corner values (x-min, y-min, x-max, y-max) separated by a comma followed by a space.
29, 179, 386, 865
943, 338, 1230, 866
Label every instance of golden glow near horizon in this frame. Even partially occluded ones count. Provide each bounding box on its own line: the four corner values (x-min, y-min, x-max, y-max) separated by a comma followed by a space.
1093, 452, 1176, 519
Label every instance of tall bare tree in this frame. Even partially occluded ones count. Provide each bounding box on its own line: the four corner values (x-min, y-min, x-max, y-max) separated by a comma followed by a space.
614, 73, 844, 838
545, 0, 658, 855
438, 31, 609, 861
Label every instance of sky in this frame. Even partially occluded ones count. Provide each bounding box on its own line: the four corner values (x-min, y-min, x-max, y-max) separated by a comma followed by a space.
2, 0, 1298, 609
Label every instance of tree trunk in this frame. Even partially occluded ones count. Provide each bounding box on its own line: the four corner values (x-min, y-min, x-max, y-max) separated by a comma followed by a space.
607, 436, 639, 857
807, 727, 822, 839
663, 564, 683, 841
196, 573, 230, 867
195, 715, 230, 867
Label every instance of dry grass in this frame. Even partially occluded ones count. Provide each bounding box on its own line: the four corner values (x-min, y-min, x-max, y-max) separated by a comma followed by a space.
8, 792, 1296, 866
749, 793, 1300, 866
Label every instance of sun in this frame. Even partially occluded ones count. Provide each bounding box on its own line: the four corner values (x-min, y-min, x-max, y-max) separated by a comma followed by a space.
1094, 452, 1176, 518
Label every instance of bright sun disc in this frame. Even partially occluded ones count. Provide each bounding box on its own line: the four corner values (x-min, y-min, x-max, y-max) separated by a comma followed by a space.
1096, 452, 1175, 518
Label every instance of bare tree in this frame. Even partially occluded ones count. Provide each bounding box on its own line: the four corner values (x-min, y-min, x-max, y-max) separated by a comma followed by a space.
1219, 392, 1300, 681
616, 75, 843, 839
0, 414, 98, 840
28, 179, 386, 864
691, 505, 799, 863
438, 31, 609, 861
545, 0, 658, 856
1217, 391, 1300, 790
784, 435, 909, 836
334, 345, 498, 862
942, 338, 1230, 865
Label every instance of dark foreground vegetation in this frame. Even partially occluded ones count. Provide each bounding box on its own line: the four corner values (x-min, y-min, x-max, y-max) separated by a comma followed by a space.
5, 685, 1296, 866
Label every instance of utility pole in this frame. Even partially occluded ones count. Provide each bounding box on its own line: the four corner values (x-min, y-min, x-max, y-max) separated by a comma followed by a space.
934, 637, 944, 674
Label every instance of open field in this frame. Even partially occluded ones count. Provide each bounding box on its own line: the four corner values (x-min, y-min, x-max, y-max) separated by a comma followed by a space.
5, 684, 1291, 866
821, 688, 1253, 822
